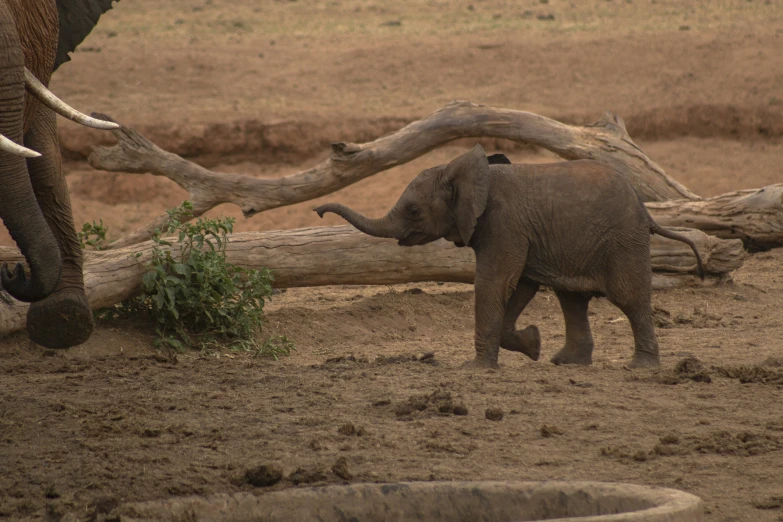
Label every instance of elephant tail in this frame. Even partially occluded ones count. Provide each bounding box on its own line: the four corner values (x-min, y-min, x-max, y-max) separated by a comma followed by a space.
648, 218, 705, 280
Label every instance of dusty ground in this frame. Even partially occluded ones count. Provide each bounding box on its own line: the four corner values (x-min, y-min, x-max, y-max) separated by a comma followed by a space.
1, 0, 783, 520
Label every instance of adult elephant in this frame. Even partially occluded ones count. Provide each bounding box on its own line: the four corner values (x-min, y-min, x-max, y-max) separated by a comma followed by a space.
0, 0, 120, 348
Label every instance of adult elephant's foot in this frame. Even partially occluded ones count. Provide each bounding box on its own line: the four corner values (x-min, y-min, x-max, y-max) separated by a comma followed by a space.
550, 343, 593, 366
26, 288, 94, 349
628, 353, 661, 369
461, 357, 499, 370
501, 325, 541, 361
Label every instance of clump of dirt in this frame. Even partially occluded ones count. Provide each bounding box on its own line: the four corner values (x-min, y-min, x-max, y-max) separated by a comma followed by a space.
331, 457, 352, 481
761, 357, 783, 368
752, 496, 783, 510
376, 352, 438, 365
714, 365, 783, 385
244, 464, 283, 488
600, 445, 649, 463
652, 306, 725, 329
540, 424, 564, 437
652, 306, 676, 328
660, 434, 680, 445
607, 430, 783, 462
394, 390, 467, 419
323, 352, 438, 367
288, 466, 328, 485
675, 357, 711, 379
322, 354, 369, 365
485, 408, 504, 421
652, 434, 689, 457
656, 357, 713, 384
693, 431, 781, 456
765, 420, 783, 432
337, 423, 367, 436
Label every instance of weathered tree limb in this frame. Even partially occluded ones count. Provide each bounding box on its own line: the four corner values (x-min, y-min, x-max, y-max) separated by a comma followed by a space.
0, 226, 744, 336
88, 102, 702, 249
647, 185, 783, 251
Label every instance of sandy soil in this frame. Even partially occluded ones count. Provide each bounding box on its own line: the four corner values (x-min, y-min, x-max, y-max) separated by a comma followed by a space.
1, 1, 783, 521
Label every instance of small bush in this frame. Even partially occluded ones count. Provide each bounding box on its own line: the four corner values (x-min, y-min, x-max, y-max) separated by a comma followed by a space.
98, 202, 291, 358
78, 219, 109, 250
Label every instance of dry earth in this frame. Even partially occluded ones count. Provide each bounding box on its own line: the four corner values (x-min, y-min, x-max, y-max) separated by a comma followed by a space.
1, 1, 783, 521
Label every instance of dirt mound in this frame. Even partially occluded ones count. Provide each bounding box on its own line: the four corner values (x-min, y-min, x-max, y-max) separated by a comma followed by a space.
653, 306, 726, 329
714, 365, 783, 385
392, 390, 469, 420
603, 429, 782, 462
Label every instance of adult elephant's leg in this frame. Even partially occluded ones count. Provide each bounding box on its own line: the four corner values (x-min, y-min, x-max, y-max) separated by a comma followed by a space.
0, 5, 62, 302
499, 278, 541, 360
550, 290, 594, 365
463, 246, 526, 370
24, 108, 93, 349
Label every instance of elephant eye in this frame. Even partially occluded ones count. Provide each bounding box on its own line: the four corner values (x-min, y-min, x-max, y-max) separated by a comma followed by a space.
407, 205, 420, 217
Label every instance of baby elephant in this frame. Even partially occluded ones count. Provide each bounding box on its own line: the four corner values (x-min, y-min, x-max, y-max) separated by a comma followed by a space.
315, 145, 704, 369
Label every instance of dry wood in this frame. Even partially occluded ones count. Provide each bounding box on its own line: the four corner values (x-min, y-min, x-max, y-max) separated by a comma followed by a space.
87, 102, 702, 249
0, 226, 743, 336
647, 185, 783, 251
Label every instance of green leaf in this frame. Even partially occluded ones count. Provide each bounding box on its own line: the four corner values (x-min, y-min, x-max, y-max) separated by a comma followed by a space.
142, 271, 157, 291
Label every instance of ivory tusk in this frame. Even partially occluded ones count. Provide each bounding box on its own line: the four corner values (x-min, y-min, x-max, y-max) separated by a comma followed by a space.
0, 134, 41, 158
24, 68, 119, 130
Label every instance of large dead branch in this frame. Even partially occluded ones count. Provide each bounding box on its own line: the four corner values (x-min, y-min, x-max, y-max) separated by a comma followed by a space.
647, 185, 783, 251
88, 102, 705, 249
0, 226, 744, 336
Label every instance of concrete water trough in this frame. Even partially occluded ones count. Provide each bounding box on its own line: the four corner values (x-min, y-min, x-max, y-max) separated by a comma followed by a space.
117, 481, 703, 521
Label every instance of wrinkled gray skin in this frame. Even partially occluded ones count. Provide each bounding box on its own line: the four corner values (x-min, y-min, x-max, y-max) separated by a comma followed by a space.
0, 0, 118, 348
315, 145, 704, 369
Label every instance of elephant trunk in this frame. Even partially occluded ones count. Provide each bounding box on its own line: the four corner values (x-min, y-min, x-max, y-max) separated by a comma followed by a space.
314, 203, 404, 239
0, 9, 62, 302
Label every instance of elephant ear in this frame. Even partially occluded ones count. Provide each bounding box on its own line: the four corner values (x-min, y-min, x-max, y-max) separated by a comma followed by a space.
486, 153, 511, 165
446, 144, 490, 246
54, 0, 119, 72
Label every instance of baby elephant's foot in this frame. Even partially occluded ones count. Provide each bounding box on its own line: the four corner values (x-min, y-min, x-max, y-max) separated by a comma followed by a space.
550, 343, 593, 366
461, 357, 500, 371
628, 353, 661, 369
500, 325, 541, 361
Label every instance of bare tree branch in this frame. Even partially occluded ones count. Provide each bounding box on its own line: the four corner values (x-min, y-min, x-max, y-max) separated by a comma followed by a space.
89, 102, 705, 249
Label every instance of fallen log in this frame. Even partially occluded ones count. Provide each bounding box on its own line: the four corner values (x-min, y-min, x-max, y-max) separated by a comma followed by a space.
0, 226, 744, 336
647, 185, 783, 251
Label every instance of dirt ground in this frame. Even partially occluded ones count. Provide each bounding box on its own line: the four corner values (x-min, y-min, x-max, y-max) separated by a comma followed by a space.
2, 0, 783, 520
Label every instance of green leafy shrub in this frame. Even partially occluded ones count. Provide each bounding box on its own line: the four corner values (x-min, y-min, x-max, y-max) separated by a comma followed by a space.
99, 202, 291, 358
78, 219, 108, 250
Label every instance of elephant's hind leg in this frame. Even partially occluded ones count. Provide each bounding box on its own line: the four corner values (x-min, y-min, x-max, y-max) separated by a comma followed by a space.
550, 290, 594, 366
604, 261, 660, 368
500, 278, 541, 360
24, 109, 93, 349
614, 299, 660, 369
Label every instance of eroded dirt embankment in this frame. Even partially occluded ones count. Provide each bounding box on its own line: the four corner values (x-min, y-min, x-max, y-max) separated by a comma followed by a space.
58, 103, 783, 166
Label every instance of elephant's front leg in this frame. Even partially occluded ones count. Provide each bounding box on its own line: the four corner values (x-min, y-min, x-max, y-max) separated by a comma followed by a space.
550, 290, 594, 365
463, 249, 526, 370
24, 109, 93, 349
